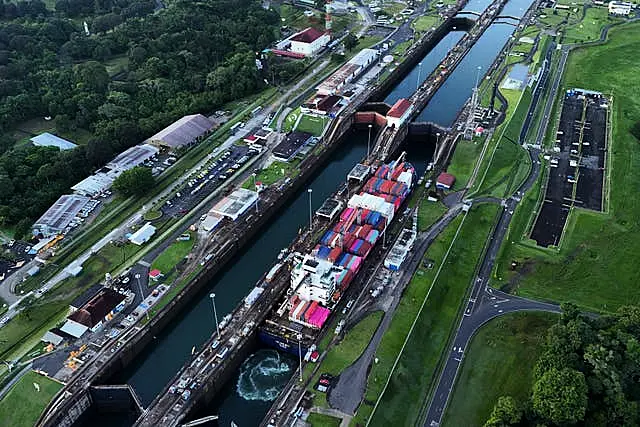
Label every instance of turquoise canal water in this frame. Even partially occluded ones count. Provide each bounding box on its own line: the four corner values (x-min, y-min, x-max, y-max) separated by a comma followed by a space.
89, 0, 535, 423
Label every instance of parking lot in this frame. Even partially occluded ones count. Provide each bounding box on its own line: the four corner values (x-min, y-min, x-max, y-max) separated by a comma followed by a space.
531, 90, 608, 247
162, 144, 260, 218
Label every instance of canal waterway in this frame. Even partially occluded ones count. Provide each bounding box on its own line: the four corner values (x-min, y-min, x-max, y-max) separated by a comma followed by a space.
90, 0, 535, 423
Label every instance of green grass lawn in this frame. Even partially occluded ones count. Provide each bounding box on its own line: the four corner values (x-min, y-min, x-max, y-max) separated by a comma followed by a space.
446, 138, 484, 190
319, 311, 383, 376
283, 107, 302, 133
493, 22, 640, 313
472, 88, 532, 198
417, 199, 447, 231
412, 15, 441, 32
296, 114, 327, 136
562, 7, 620, 44
307, 412, 342, 427
150, 232, 195, 275
538, 9, 570, 29
0, 371, 63, 427
354, 203, 500, 426
243, 159, 301, 188
443, 312, 558, 427
103, 55, 129, 76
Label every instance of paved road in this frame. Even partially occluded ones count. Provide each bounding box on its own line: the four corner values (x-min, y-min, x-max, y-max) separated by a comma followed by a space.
423, 34, 569, 427
0, 363, 32, 400
329, 206, 463, 414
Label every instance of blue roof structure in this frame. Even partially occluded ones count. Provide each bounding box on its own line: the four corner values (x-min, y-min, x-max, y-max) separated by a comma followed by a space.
31, 132, 77, 150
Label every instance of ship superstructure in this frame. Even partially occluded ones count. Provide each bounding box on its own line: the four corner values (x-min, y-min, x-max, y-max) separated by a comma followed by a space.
260, 154, 415, 354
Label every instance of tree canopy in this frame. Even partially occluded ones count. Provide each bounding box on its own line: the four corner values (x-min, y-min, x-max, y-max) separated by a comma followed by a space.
0, 0, 281, 235
112, 166, 154, 197
484, 303, 640, 426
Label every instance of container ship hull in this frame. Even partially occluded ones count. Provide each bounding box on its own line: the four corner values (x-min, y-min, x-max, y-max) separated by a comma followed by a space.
259, 155, 415, 357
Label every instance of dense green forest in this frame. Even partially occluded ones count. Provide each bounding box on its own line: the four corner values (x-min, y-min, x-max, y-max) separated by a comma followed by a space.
485, 304, 640, 426
0, 0, 281, 236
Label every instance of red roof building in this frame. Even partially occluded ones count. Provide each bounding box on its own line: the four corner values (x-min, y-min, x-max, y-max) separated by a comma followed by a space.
386, 99, 413, 127
290, 27, 326, 43
289, 27, 330, 57
149, 269, 162, 280
436, 172, 456, 190
244, 134, 258, 143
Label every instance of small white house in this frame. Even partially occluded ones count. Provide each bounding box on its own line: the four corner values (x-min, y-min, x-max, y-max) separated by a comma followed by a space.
290, 27, 330, 57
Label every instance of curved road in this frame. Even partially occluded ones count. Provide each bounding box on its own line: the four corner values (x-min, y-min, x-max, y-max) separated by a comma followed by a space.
423, 28, 570, 427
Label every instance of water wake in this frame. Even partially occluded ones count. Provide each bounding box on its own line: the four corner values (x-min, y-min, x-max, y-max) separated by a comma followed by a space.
236, 349, 294, 401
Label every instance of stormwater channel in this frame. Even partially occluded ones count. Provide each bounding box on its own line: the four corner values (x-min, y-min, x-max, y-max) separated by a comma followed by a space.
87, 0, 535, 423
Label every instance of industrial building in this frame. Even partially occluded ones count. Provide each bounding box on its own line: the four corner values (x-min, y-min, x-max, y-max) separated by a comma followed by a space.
71, 144, 158, 196
272, 131, 314, 161
129, 222, 157, 245
301, 94, 343, 116
145, 114, 215, 149
210, 188, 259, 221
32, 194, 90, 237
386, 98, 413, 128
72, 173, 115, 197
289, 27, 330, 57
108, 144, 159, 172
316, 49, 380, 95
61, 288, 127, 337
31, 132, 77, 150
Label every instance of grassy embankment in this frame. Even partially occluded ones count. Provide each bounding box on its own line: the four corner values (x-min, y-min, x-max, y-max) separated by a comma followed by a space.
305, 311, 384, 408
0, 371, 63, 427
352, 203, 500, 426
493, 22, 640, 313
149, 232, 195, 286
307, 413, 342, 427
442, 312, 558, 426
469, 86, 532, 199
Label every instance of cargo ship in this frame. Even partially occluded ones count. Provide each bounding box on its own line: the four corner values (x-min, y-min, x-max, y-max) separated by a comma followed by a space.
259, 154, 415, 356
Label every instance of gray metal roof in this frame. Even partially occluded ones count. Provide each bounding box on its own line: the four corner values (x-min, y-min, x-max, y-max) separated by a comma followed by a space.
34, 194, 90, 231
145, 114, 214, 148
31, 132, 77, 150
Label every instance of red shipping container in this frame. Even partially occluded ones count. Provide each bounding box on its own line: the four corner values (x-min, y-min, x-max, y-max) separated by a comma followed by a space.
340, 270, 354, 290
305, 301, 318, 322
328, 247, 342, 262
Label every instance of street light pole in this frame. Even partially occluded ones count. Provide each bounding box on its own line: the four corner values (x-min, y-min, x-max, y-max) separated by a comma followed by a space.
297, 333, 303, 382
135, 273, 149, 321
209, 293, 220, 339
367, 124, 373, 158
416, 62, 423, 91
307, 188, 313, 230
474, 65, 482, 91
383, 216, 387, 249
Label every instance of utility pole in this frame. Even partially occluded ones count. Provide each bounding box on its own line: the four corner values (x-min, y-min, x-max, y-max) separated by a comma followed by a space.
209, 293, 220, 339
416, 61, 423, 91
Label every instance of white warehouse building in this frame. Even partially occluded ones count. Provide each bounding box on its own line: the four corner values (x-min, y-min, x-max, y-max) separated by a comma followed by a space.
289, 27, 330, 57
